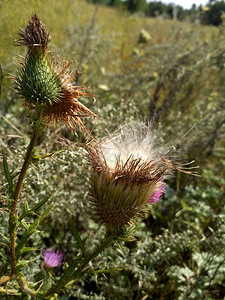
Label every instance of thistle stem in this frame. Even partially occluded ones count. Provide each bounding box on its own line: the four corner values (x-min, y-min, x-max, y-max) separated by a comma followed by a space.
80, 237, 113, 270
9, 117, 42, 276
45, 237, 113, 297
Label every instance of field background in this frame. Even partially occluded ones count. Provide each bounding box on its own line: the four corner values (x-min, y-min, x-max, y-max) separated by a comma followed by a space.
0, 0, 225, 299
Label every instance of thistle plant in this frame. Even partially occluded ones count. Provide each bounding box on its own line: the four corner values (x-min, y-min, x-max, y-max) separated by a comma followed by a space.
14, 14, 96, 131
86, 123, 196, 237
1, 15, 96, 297
0, 15, 197, 299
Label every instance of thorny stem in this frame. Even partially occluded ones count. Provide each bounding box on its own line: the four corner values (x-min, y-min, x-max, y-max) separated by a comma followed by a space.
44, 237, 113, 297
79, 236, 113, 270
9, 117, 42, 276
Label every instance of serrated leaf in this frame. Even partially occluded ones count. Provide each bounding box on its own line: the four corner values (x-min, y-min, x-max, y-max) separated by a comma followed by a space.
18, 194, 53, 221
69, 217, 86, 256
15, 204, 54, 260
2, 152, 14, 197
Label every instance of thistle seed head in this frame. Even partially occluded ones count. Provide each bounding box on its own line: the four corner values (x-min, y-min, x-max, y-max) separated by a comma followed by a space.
86, 123, 176, 234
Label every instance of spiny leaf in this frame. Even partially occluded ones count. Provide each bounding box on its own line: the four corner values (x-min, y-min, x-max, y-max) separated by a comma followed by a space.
32, 149, 64, 160
21, 220, 29, 230
19, 194, 53, 221
69, 217, 86, 256
16, 204, 54, 260
0, 232, 10, 243
0, 252, 9, 262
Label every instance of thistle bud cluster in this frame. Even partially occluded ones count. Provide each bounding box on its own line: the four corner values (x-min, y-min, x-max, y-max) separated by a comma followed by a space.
87, 123, 177, 235
14, 14, 96, 132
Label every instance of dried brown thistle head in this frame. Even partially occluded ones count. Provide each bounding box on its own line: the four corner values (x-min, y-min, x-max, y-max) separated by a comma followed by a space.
16, 14, 50, 52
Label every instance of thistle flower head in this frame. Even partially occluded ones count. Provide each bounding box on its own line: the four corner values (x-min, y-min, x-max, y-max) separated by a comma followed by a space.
86, 123, 176, 234
43, 249, 63, 268
13, 15, 96, 133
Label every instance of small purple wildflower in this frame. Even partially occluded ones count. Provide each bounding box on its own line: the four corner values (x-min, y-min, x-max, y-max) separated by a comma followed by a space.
149, 184, 166, 203
43, 249, 63, 268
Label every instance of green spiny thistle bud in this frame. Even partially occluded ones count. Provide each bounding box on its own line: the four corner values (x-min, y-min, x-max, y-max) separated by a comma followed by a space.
87, 123, 198, 236
15, 52, 62, 105
13, 14, 96, 132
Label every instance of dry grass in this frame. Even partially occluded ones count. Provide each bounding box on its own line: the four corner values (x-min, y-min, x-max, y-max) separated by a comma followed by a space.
0, 0, 218, 66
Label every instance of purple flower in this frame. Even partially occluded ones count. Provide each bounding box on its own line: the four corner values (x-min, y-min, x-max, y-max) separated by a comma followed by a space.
149, 184, 166, 203
43, 249, 63, 268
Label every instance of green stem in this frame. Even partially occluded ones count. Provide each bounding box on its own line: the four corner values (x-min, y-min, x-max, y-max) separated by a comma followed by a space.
9, 118, 42, 276
80, 237, 112, 270
44, 237, 113, 297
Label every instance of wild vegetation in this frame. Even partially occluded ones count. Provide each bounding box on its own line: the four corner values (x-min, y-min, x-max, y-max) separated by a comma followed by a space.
0, 0, 225, 299
90, 0, 225, 26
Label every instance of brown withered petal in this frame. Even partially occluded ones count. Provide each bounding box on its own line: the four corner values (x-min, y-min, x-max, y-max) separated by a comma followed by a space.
45, 86, 96, 133
15, 14, 50, 51
87, 142, 167, 184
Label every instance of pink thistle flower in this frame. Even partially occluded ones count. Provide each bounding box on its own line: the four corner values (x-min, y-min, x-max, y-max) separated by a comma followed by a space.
149, 183, 166, 203
43, 249, 63, 268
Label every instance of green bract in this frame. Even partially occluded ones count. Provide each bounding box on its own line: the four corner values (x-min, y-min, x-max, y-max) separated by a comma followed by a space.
15, 52, 62, 105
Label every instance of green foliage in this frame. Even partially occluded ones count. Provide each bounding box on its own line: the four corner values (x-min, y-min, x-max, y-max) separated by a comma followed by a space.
201, 1, 225, 26
126, 0, 148, 14
0, 1, 225, 299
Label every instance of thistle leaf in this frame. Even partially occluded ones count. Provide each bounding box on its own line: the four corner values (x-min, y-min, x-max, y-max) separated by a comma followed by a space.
16, 204, 54, 260
0, 232, 10, 243
18, 194, 53, 221
91, 268, 123, 274
22, 247, 38, 252
69, 217, 86, 256
0, 252, 9, 262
